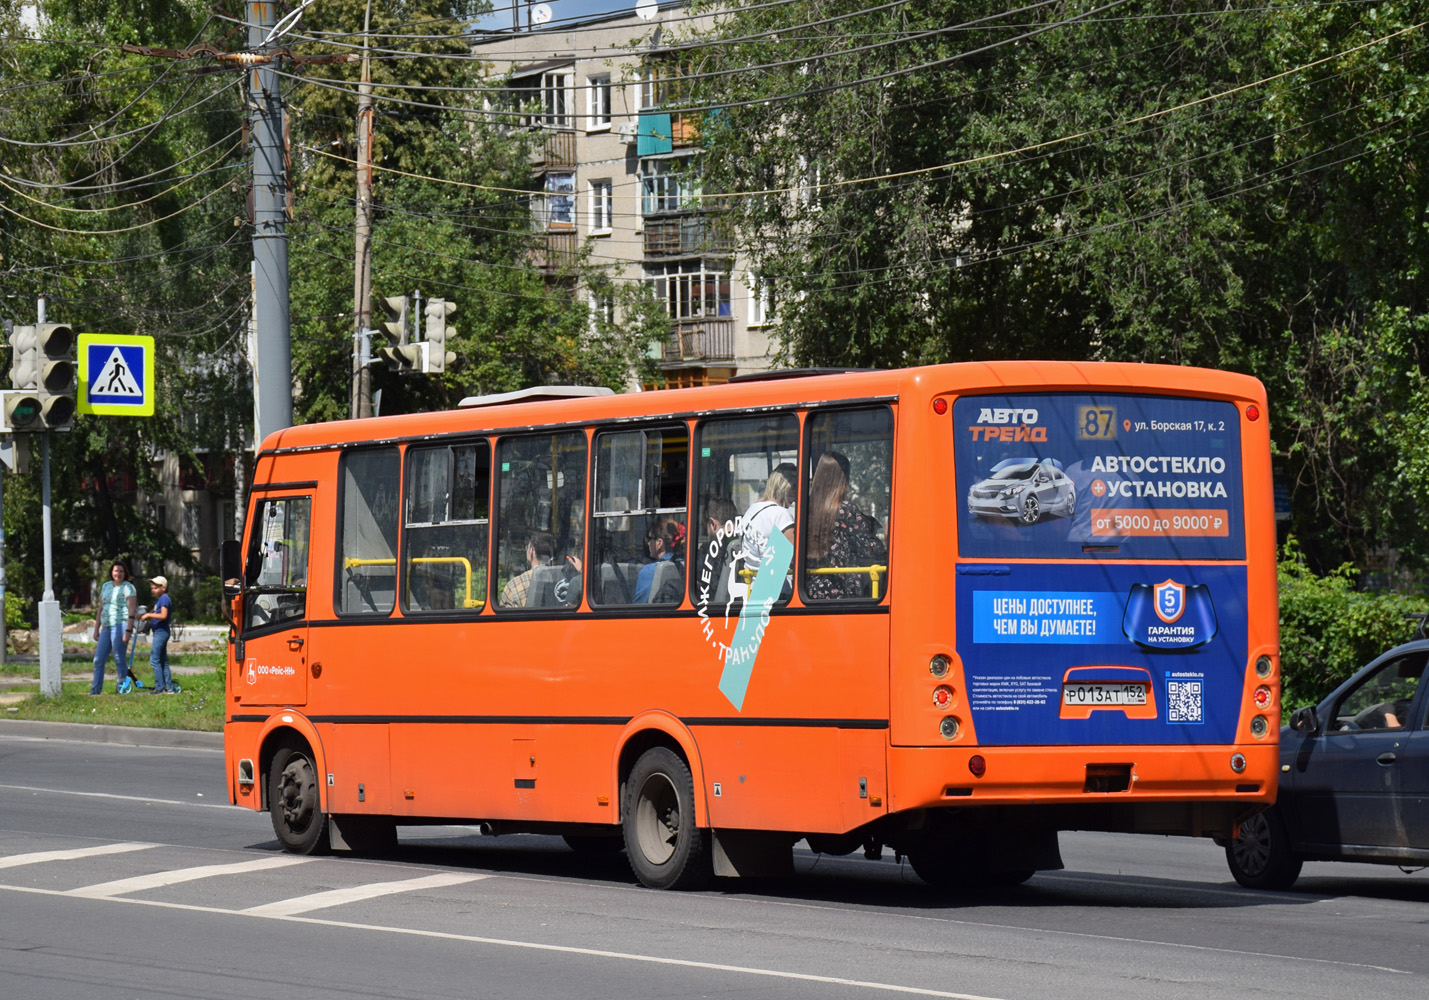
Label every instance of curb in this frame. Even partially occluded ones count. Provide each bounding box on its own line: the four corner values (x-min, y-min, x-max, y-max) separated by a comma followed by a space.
0, 718, 222, 750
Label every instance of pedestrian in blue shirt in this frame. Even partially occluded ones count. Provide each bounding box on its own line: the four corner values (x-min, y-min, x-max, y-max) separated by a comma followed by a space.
140, 576, 175, 694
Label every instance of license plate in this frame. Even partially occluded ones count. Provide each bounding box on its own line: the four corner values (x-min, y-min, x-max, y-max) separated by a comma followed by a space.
1062, 682, 1147, 706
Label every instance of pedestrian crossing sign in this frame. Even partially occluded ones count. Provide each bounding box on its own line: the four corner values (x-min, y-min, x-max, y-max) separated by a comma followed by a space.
78, 333, 155, 417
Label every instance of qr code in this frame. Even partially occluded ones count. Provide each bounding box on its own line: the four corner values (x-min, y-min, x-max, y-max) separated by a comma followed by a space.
1167, 680, 1204, 723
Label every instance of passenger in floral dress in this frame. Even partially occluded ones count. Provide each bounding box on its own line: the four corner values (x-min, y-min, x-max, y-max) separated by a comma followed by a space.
805, 452, 887, 600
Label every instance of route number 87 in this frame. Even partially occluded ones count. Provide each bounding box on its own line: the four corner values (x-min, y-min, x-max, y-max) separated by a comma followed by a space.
1078, 406, 1116, 439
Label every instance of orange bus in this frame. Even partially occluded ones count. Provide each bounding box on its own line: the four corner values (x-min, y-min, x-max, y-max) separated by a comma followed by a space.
221, 362, 1279, 889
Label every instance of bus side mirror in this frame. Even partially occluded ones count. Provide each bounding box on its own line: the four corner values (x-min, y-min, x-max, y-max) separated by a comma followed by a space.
220, 540, 243, 597
1289, 705, 1319, 734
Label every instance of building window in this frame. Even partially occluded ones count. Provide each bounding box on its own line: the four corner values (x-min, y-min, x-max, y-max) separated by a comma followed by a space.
590, 289, 615, 329
540, 172, 575, 229
182, 502, 202, 549
639, 61, 691, 110
747, 274, 775, 327
640, 159, 697, 217
543, 71, 570, 128
588, 179, 612, 233
646, 259, 731, 320
586, 74, 611, 129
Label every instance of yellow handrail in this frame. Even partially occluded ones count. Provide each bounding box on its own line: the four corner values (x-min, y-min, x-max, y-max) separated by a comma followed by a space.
807, 564, 889, 599
344, 556, 485, 609
739, 564, 888, 598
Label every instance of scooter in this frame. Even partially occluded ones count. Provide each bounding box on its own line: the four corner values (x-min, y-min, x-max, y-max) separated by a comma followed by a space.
116, 605, 146, 694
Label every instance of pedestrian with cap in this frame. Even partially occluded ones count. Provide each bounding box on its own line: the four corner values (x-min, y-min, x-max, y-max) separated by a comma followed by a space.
139, 575, 174, 694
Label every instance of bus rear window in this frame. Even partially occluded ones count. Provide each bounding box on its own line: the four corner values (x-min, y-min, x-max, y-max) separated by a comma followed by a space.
955, 393, 1245, 560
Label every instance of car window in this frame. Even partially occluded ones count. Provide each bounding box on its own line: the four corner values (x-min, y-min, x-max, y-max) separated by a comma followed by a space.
1331, 651, 1427, 732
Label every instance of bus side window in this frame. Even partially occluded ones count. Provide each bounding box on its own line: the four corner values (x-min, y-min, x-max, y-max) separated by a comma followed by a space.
335, 447, 400, 616
691, 412, 799, 609
591, 424, 689, 607
246, 495, 312, 629
404, 441, 490, 612
495, 431, 587, 611
803, 407, 893, 602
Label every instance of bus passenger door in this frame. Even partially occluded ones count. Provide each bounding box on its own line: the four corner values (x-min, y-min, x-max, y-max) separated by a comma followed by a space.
237, 494, 312, 708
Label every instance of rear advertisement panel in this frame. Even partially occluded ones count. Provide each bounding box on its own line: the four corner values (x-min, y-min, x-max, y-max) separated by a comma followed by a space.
954, 393, 1248, 746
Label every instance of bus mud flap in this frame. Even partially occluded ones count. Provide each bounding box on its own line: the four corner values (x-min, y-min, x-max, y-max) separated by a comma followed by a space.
712, 830, 795, 878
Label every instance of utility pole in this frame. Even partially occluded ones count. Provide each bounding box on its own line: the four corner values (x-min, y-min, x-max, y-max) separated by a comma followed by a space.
249, 1, 293, 442
36, 297, 59, 698
351, 0, 375, 420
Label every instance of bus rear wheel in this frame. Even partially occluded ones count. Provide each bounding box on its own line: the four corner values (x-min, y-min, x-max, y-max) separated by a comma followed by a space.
269, 745, 330, 855
623, 747, 711, 890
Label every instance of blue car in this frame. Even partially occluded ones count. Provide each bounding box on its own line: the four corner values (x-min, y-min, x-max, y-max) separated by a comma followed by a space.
1225, 618, 1429, 889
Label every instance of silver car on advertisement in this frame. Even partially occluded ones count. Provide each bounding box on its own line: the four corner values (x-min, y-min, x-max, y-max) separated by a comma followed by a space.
967, 459, 1076, 524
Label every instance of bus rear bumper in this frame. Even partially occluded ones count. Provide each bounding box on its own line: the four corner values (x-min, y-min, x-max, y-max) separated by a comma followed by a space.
887, 743, 1277, 837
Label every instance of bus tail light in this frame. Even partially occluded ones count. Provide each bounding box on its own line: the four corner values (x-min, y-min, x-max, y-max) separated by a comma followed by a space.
932, 685, 954, 709
1253, 685, 1272, 710
939, 716, 960, 741
1230, 753, 1247, 773
968, 754, 986, 777
929, 654, 950, 678
1246, 404, 1260, 421
1255, 655, 1273, 678
1250, 715, 1269, 738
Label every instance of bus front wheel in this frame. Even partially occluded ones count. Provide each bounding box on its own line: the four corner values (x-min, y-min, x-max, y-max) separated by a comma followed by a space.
269, 745, 330, 855
623, 747, 711, 890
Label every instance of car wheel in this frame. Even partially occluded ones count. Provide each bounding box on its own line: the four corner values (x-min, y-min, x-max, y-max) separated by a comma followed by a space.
1019, 495, 1040, 524
1226, 808, 1302, 890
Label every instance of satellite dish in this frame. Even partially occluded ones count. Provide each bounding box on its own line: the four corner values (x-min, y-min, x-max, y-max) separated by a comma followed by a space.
635, 0, 658, 21
531, 2, 552, 25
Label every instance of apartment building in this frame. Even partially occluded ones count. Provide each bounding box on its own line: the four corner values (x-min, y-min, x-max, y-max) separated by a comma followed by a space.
470, 2, 775, 387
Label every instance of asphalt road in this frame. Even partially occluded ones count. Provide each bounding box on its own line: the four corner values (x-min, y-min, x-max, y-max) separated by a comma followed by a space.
1, 725, 1427, 1000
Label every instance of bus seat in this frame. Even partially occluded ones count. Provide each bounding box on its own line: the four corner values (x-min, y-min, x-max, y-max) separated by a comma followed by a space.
646, 559, 683, 604
598, 562, 630, 604
526, 565, 564, 607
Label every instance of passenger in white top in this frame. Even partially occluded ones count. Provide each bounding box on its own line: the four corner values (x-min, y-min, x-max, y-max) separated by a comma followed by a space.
740, 463, 797, 576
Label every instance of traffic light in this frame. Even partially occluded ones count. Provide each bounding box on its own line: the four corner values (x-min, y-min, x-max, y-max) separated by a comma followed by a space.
1, 389, 42, 433
8, 325, 38, 389
423, 299, 457, 373
376, 294, 417, 372
377, 295, 408, 348
35, 322, 75, 430
381, 342, 426, 372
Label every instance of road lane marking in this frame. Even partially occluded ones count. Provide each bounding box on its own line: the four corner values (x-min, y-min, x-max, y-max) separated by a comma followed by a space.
241, 872, 486, 916
0, 842, 156, 869
0, 783, 236, 810
66, 856, 310, 897
0, 881, 1011, 998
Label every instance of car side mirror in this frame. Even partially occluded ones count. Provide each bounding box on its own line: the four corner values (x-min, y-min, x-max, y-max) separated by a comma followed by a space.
1289, 705, 1319, 734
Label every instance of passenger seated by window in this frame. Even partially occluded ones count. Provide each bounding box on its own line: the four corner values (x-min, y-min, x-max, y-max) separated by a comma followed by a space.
740, 463, 797, 578
805, 450, 887, 600
635, 518, 686, 604
499, 531, 556, 607
701, 497, 740, 606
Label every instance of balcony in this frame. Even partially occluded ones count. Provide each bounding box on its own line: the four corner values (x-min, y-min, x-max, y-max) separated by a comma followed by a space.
533, 128, 576, 169
662, 318, 734, 364
535, 231, 578, 271
643, 217, 733, 257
